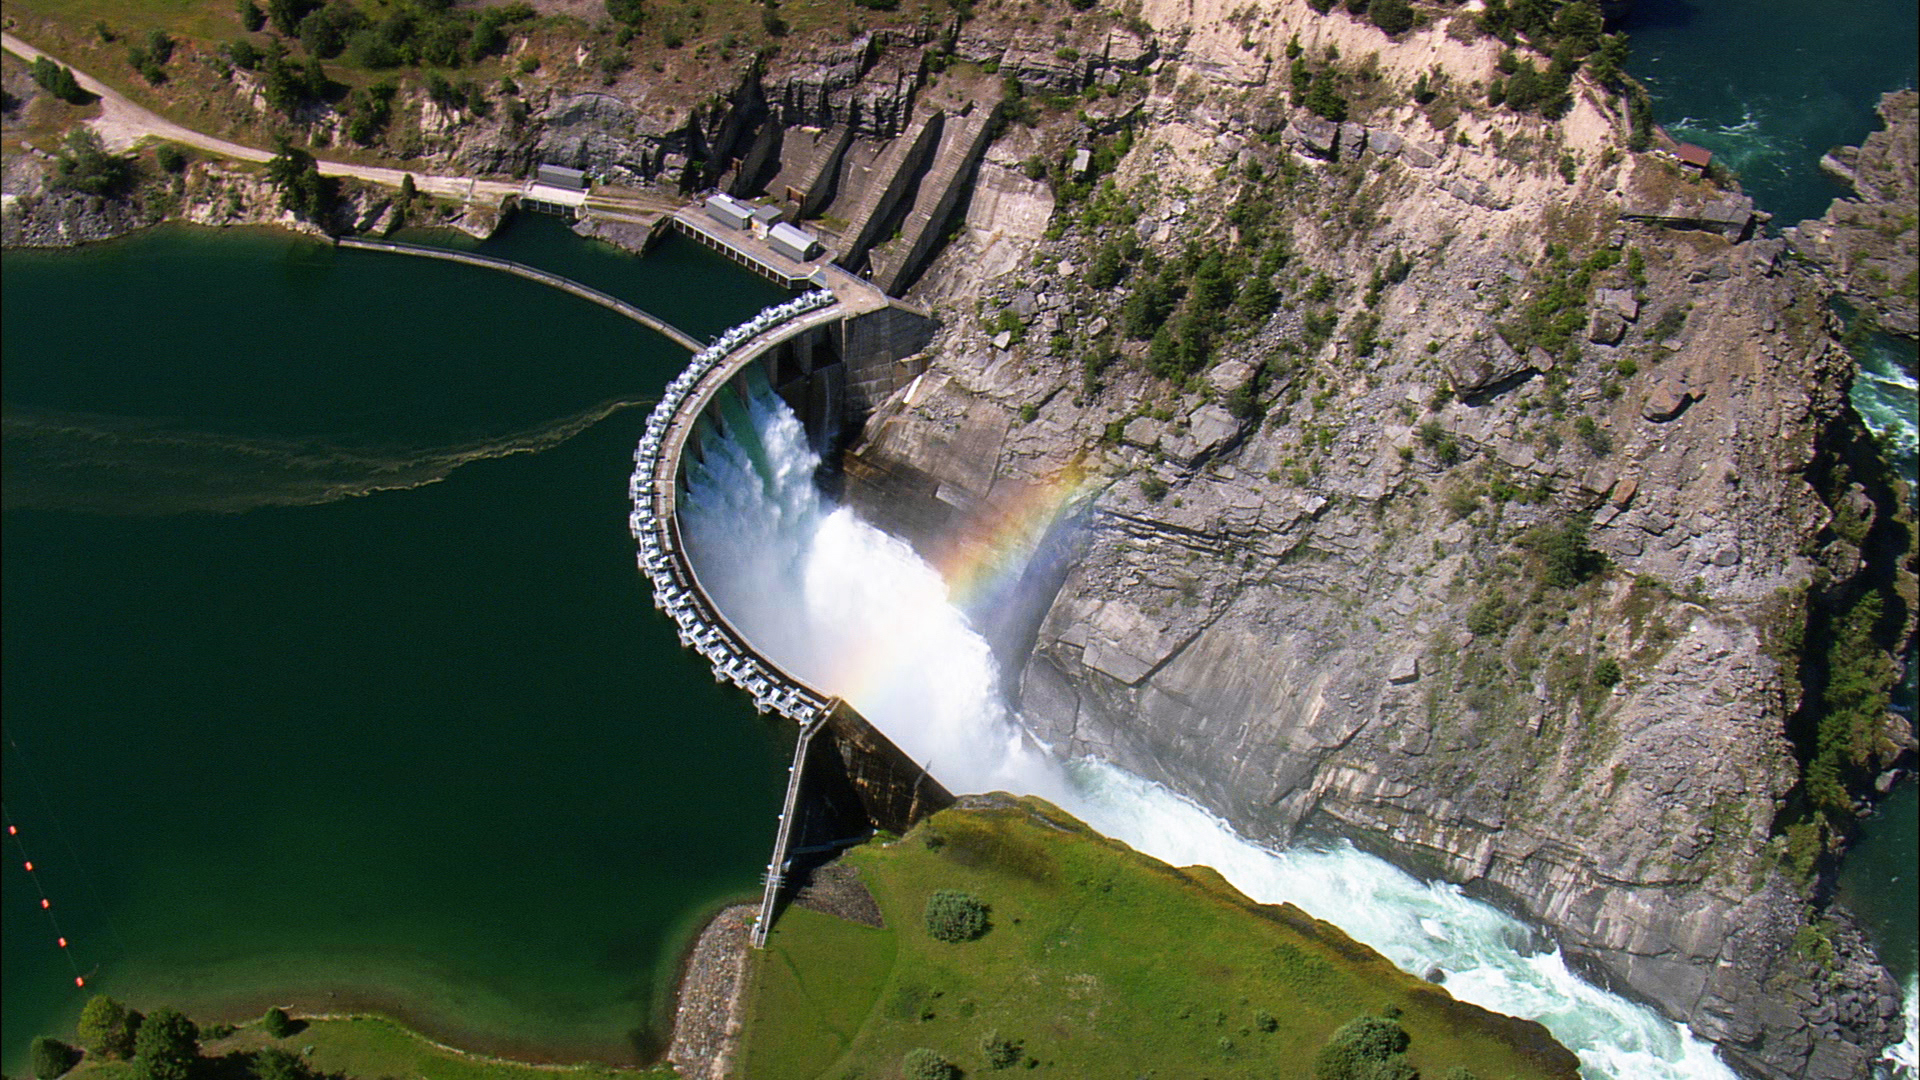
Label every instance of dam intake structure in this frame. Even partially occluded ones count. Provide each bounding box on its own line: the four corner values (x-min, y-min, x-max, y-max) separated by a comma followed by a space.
628, 289, 950, 946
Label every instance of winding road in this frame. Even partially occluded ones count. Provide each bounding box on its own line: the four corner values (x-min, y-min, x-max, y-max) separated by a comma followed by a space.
2, 32, 521, 204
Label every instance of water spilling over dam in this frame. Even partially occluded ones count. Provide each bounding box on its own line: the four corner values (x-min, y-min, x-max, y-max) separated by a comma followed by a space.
636, 295, 1753, 1078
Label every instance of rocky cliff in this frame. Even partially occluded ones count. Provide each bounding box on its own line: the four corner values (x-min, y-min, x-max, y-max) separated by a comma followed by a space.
832, 4, 1915, 1077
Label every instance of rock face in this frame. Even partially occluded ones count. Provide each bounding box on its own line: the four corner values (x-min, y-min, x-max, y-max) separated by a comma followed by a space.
1784, 90, 1920, 336
836, 6, 1912, 1076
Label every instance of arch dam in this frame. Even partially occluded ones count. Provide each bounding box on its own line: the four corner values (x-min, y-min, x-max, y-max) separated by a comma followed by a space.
627, 282, 955, 947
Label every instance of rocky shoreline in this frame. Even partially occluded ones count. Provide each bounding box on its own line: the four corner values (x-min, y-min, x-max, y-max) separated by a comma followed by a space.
1786, 90, 1920, 337
664, 905, 754, 1080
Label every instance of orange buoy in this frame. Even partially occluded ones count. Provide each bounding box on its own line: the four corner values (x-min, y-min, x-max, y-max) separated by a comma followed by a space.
40, 899, 50, 909
58, 937, 68, 948
24, 861, 33, 871
75, 977, 85, 987
6, 825, 16, 835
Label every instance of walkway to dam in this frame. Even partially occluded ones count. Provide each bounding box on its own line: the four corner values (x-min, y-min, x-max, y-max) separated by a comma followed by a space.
335, 238, 705, 351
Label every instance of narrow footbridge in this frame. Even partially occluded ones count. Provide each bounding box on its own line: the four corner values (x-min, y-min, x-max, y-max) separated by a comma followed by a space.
335, 237, 704, 351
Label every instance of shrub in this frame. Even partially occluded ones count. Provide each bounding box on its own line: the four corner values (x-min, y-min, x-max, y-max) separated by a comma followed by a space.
156, 143, 189, 173
252, 1047, 310, 1080
1592, 656, 1622, 688
238, 0, 267, 31
924, 889, 991, 942
1255, 1010, 1279, 1032
127, 30, 175, 84
262, 1007, 295, 1038
904, 1048, 959, 1080
1370, 0, 1414, 34
31, 1037, 78, 1080
981, 1031, 1023, 1069
1416, 420, 1462, 465
1465, 595, 1509, 638
1139, 476, 1170, 503
1650, 305, 1688, 342
78, 995, 142, 1059
1529, 517, 1606, 588
1574, 415, 1611, 456
1313, 1015, 1413, 1080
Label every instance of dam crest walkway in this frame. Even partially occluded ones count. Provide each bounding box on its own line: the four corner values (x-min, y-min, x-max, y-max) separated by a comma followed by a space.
336, 238, 705, 351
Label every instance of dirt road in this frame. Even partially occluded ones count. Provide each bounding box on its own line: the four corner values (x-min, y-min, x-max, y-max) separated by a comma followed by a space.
3, 32, 523, 204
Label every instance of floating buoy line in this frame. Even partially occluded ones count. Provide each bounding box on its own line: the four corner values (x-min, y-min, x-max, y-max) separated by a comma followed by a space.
4, 721, 124, 992
4, 809, 88, 986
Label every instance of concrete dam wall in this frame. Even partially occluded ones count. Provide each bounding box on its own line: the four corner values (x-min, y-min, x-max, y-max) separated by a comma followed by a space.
628, 290, 945, 944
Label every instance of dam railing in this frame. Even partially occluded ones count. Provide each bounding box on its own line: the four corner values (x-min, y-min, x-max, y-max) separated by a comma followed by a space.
628, 288, 954, 947
627, 288, 841, 725
335, 237, 704, 352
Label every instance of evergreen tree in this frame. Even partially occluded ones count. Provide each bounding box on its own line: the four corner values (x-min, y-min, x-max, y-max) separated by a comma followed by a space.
29, 57, 87, 103
266, 137, 332, 224
131, 1007, 198, 1080
1303, 70, 1348, 122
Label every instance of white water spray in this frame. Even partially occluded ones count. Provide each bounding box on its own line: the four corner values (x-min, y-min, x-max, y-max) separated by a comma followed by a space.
680, 382, 1747, 1079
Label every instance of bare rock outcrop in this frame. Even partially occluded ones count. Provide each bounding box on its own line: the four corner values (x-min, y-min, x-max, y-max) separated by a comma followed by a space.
1784, 90, 1920, 336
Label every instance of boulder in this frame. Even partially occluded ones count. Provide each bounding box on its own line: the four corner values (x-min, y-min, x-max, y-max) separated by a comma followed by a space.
1642, 381, 1695, 422
1594, 287, 1640, 321
1293, 115, 1339, 159
1123, 416, 1166, 447
1401, 140, 1440, 168
1207, 359, 1256, 395
1589, 310, 1628, 345
1387, 655, 1421, 685
1338, 122, 1368, 162
1446, 335, 1535, 397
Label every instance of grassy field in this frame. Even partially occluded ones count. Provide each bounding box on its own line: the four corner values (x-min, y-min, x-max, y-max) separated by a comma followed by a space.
738, 798, 1580, 1080
63, 1014, 680, 1080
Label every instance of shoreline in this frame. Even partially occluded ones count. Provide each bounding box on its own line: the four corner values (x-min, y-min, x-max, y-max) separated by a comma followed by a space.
82, 894, 763, 1076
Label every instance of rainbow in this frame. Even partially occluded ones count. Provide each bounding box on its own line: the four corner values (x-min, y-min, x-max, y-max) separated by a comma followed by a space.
813, 460, 1103, 724
936, 461, 1102, 608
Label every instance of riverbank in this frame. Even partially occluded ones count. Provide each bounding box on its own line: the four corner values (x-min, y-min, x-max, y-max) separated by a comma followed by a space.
60, 1012, 679, 1080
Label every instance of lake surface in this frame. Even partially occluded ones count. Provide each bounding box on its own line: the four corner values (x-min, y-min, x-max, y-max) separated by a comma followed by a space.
1, 219, 793, 1071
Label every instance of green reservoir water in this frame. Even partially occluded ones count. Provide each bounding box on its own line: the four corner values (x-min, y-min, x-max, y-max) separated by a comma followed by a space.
2, 219, 791, 1071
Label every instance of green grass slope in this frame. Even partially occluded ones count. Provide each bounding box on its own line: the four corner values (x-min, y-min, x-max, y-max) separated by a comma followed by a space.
739, 796, 1580, 1080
